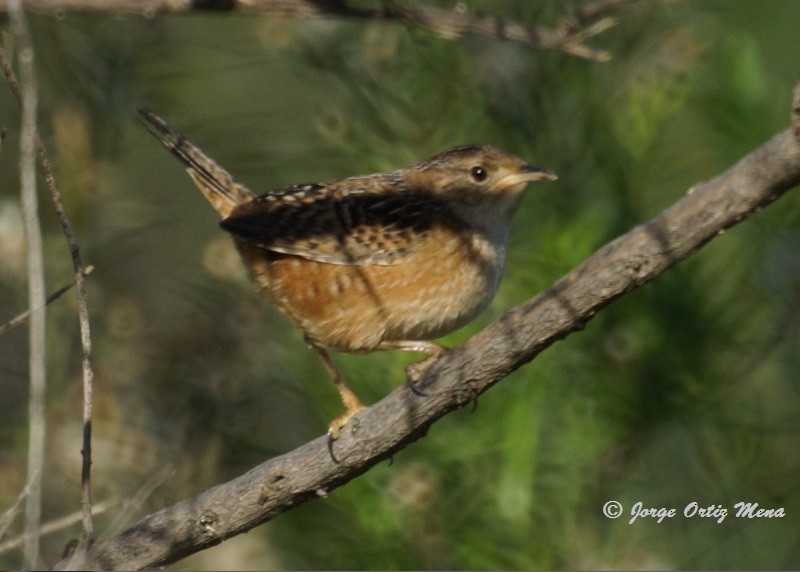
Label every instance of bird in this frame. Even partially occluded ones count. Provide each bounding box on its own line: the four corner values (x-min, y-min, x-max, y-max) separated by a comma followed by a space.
136, 108, 556, 438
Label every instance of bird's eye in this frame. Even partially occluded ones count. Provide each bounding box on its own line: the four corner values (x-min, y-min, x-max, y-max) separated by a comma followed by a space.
470, 166, 487, 182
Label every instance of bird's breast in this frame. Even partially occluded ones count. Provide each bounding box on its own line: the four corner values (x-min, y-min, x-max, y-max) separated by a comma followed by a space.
238, 225, 508, 352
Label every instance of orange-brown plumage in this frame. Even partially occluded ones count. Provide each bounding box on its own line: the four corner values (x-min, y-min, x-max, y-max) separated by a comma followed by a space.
137, 107, 556, 437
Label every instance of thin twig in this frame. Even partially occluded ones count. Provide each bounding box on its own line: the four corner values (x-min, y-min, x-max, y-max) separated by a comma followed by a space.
7, 2, 46, 569
98, 466, 176, 544
0, 500, 117, 556
0, 479, 34, 544
558, 0, 638, 33
59, 467, 174, 571
0, 266, 95, 336
0, 41, 96, 554
380, 0, 635, 62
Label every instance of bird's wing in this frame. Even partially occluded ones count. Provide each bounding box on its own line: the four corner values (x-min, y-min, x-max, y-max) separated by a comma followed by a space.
220, 177, 452, 265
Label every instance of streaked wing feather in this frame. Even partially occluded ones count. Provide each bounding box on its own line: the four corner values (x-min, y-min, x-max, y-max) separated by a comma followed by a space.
220, 177, 449, 265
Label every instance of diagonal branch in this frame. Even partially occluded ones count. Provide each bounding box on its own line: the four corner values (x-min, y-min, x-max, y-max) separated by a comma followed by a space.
58, 100, 800, 570
0, 479, 33, 544
0, 0, 639, 61
0, 266, 94, 336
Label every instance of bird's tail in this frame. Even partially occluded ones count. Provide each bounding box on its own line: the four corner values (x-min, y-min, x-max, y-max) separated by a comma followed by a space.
137, 107, 255, 218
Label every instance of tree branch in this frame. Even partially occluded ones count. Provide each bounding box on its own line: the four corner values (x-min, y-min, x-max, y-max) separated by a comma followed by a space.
0, 0, 639, 61
58, 102, 800, 570
1, 40, 98, 554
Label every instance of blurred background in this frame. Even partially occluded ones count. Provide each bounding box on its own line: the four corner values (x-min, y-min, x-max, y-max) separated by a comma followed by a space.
1, 0, 800, 569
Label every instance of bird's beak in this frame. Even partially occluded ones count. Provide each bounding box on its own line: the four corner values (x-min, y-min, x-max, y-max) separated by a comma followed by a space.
523, 165, 558, 181
496, 165, 558, 190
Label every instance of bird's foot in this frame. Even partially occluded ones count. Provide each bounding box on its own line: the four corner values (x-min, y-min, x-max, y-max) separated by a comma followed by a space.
328, 402, 367, 440
404, 354, 442, 395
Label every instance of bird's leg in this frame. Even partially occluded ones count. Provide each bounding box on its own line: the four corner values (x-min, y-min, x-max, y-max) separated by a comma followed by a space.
377, 340, 448, 389
312, 345, 366, 439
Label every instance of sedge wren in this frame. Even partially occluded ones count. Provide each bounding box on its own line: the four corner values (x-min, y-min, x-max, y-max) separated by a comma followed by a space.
137, 108, 556, 438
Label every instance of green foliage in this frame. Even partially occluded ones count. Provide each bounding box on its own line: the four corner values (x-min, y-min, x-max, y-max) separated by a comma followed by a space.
1, 1, 800, 569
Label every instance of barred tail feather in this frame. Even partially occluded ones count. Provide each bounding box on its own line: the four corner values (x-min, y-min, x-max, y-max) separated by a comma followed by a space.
136, 107, 255, 217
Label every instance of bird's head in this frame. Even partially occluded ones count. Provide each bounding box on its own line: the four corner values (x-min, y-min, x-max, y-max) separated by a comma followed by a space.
403, 144, 557, 230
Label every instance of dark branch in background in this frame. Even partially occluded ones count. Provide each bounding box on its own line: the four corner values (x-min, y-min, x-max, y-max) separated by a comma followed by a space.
1, 39, 97, 557
56, 87, 800, 570
0, 0, 639, 61
381, 0, 637, 61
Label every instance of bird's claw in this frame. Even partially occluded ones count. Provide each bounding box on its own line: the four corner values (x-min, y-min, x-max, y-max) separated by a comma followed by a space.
327, 403, 366, 440
404, 355, 441, 395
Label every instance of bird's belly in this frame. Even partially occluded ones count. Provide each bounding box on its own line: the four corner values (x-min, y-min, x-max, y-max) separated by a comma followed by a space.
240, 231, 504, 352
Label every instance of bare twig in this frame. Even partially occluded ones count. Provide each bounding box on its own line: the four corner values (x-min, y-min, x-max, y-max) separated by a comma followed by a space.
385, 0, 639, 61
0, 0, 639, 61
525, 0, 640, 60
57, 100, 800, 570
59, 467, 174, 571
0, 500, 117, 556
1, 38, 96, 557
98, 466, 175, 544
6, 2, 46, 569
559, 0, 638, 32
0, 266, 95, 336
0, 479, 34, 544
